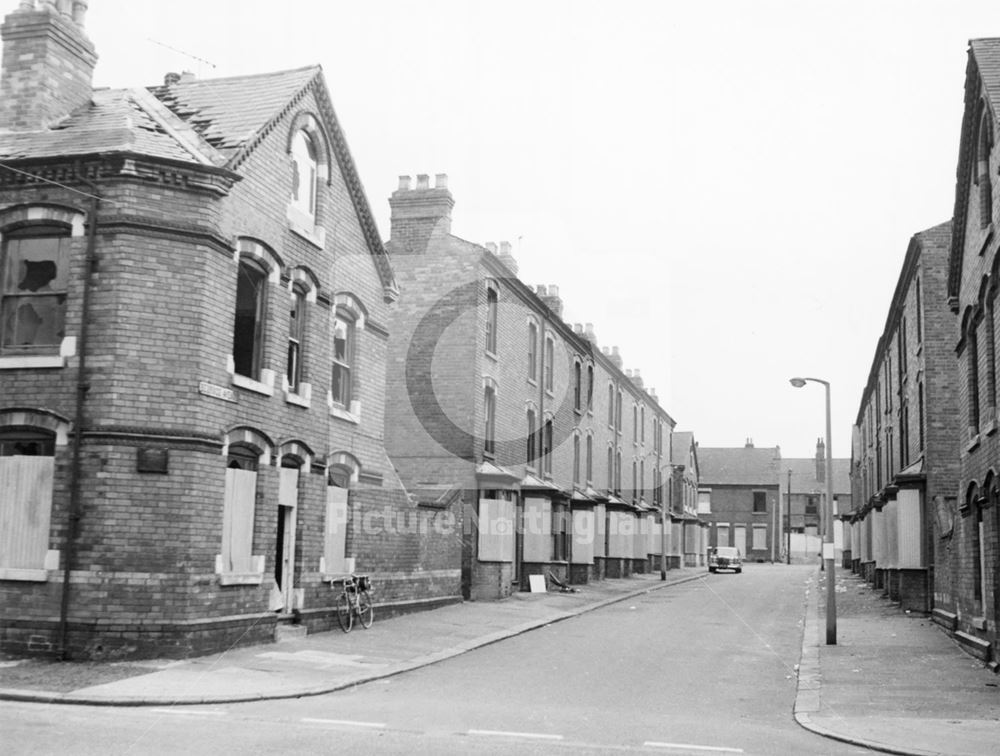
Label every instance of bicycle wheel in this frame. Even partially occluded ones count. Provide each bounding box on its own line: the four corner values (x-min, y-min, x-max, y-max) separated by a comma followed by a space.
336, 591, 353, 632
357, 589, 374, 629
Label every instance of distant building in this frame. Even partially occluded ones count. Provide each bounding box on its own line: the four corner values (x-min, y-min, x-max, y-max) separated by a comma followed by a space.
697, 440, 781, 562
780, 440, 852, 564
669, 431, 705, 567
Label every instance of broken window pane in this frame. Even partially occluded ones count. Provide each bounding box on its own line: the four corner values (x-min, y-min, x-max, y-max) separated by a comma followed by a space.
1, 231, 69, 354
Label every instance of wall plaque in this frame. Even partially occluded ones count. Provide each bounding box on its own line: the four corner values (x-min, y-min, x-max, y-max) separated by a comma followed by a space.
199, 381, 237, 403
137, 448, 169, 474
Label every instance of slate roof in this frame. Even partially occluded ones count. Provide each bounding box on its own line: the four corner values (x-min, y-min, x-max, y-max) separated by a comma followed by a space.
0, 67, 318, 167
670, 431, 694, 465
0, 87, 216, 164
147, 67, 319, 161
697, 446, 781, 487
782, 458, 851, 495
0, 65, 398, 299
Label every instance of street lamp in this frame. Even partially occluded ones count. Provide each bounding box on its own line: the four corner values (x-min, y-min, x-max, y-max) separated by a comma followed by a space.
661, 463, 672, 580
790, 376, 837, 645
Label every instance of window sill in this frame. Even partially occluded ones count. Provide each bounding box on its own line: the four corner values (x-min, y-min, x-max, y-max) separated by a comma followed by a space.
485, 349, 499, 362
986, 419, 998, 437
218, 571, 265, 586
232, 370, 275, 397
0, 567, 48, 581
527, 378, 538, 387
967, 434, 982, 454
0, 354, 65, 369
284, 382, 312, 408
330, 404, 360, 424
287, 205, 326, 249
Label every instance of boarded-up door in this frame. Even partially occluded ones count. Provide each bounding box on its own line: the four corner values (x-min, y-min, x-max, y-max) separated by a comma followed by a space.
734, 525, 747, 556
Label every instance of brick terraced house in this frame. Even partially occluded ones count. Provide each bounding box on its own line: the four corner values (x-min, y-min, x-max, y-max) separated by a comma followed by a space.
848, 222, 958, 614
781, 440, 852, 564
383, 175, 679, 600
944, 38, 1000, 662
0, 0, 457, 659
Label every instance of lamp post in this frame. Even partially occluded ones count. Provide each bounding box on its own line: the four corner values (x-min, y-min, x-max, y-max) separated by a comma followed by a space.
790, 376, 837, 645
660, 463, 671, 580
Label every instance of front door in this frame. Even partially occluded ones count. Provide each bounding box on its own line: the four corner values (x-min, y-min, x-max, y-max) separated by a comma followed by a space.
275, 466, 299, 613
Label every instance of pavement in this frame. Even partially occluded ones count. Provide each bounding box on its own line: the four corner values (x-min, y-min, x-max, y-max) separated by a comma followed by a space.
795, 569, 1000, 756
1, 566, 998, 756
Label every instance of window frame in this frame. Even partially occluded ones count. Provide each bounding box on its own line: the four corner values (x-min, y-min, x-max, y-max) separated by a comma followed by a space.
331, 313, 355, 411
0, 225, 72, 357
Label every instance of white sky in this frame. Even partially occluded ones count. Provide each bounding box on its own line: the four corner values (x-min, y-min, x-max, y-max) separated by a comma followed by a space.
77, 0, 998, 458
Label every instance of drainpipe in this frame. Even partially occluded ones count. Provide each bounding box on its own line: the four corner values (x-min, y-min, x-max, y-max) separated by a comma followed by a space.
59, 183, 100, 660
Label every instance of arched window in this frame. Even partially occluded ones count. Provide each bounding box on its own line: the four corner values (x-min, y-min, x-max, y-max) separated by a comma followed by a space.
527, 320, 538, 382
291, 128, 319, 219
484, 381, 497, 456
331, 315, 354, 409
286, 283, 307, 393
233, 257, 269, 381
976, 105, 994, 228
526, 408, 537, 469
573, 360, 582, 412
572, 432, 581, 486
485, 286, 498, 354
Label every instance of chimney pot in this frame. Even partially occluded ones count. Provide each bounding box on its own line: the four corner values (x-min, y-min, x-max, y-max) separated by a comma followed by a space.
536, 284, 547, 297
485, 242, 497, 254
416, 174, 430, 190
179, 70, 195, 83
164, 71, 181, 86
434, 173, 448, 189
548, 284, 559, 297
398, 175, 412, 191
499, 241, 511, 256
573, 323, 583, 334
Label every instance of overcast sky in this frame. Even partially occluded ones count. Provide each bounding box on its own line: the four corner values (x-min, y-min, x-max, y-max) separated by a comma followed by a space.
79, 0, 998, 459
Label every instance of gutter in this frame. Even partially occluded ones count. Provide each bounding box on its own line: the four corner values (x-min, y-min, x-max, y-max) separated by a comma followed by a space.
59, 174, 100, 661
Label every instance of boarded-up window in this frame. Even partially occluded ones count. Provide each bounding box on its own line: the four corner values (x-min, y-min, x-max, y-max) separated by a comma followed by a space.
522, 497, 551, 562
571, 509, 595, 564
325, 485, 349, 574
478, 497, 514, 562
222, 447, 257, 574
0, 432, 55, 576
752, 525, 767, 550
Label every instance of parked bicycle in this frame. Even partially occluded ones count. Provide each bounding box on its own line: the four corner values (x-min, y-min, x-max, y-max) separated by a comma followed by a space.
333, 573, 373, 632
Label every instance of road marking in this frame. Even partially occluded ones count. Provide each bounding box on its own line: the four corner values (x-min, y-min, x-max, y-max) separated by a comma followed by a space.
644, 742, 744, 753
148, 708, 226, 717
301, 717, 386, 729
469, 729, 564, 741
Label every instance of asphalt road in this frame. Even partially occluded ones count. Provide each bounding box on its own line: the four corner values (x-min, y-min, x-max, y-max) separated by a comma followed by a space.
1, 564, 874, 755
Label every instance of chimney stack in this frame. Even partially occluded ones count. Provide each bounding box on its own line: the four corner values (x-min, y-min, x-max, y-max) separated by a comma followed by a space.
0, 0, 97, 131
388, 172, 454, 253
745, 438, 754, 448
584, 323, 597, 345
816, 438, 826, 482
632, 369, 644, 389
497, 240, 518, 275
610, 346, 623, 368
540, 284, 563, 317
